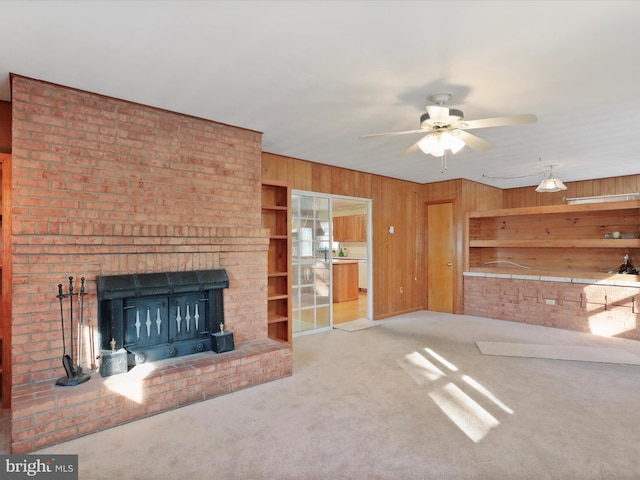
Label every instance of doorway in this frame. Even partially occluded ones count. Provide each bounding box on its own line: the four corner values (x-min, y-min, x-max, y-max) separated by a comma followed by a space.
331, 197, 370, 325
291, 191, 371, 336
426, 201, 455, 313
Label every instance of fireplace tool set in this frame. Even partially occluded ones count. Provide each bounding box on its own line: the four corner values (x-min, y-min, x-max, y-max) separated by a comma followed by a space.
56, 276, 91, 386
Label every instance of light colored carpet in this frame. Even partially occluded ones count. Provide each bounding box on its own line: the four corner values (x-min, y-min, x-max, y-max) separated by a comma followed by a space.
476, 341, 640, 365
16, 311, 640, 479
333, 317, 379, 331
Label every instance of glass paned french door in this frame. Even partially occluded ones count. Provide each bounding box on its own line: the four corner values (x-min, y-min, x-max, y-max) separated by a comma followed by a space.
291, 193, 332, 335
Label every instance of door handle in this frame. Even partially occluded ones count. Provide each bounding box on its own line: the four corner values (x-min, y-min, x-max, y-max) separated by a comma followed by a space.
447, 262, 453, 267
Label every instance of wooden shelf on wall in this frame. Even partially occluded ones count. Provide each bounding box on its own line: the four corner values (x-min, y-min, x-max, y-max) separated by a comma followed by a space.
467, 199, 640, 218
261, 180, 292, 344
469, 239, 640, 248
465, 200, 640, 277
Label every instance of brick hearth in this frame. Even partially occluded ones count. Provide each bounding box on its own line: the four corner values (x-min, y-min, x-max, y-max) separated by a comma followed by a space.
11, 340, 291, 452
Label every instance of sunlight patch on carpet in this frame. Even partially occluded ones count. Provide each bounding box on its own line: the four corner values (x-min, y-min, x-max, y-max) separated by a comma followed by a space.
429, 382, 500, 443
397, 351, 445, 384
397, 348, 512, 443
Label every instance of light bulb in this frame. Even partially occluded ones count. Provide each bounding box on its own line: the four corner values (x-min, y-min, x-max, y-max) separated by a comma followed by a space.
441, 132, 465, 154
418, 135, 437, 155
431, 142, 445, 157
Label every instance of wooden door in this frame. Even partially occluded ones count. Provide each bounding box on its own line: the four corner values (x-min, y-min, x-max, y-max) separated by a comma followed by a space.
426, 202, 455, 313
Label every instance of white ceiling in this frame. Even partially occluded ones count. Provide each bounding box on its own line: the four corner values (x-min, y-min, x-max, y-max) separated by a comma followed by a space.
2, 1, 640, 189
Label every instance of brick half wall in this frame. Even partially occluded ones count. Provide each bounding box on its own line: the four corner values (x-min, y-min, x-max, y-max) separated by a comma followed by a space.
464, 274, 640, 340
8, 75, 292, 453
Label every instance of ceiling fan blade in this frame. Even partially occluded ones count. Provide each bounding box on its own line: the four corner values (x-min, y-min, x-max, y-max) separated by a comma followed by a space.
401, 137, 425, 157
453, 130, 494, 152
462, 114, 537, 130
359, 128, 430, 139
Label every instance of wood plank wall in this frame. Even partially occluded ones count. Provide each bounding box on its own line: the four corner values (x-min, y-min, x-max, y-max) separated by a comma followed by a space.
0, 100, 10, 153
263, 152, 639, 317
263, 152, 504, 318
503, 174, 640, 208
262, 152, 424, 319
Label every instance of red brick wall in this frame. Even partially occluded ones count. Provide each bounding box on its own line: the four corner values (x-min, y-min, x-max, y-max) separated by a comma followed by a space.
464, 275, 640, 340
8, 75, 292, 453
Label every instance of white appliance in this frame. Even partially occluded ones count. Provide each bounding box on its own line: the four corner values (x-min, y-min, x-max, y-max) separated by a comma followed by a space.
357, 259, 368, 290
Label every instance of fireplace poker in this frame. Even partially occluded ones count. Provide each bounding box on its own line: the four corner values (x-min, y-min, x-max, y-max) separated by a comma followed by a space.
57, 282, 75, 380
77, 277, 85, 374
88, 318, 97, 370
68, 276, 74, 370
56, 276, 90, 386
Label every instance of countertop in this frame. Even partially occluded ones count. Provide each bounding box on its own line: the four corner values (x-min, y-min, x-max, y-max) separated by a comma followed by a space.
464, 270, 640, 287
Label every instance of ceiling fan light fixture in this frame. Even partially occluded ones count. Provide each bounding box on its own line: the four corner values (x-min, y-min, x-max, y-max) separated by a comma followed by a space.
418, 132, 464, 158
535, 165, 567, 193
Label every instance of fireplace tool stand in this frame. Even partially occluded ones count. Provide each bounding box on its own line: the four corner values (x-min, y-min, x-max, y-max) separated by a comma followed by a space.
56, 276, 91, 386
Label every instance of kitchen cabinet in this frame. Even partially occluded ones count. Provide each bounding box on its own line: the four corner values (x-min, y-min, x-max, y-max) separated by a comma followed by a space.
352, 214, 366, 242
465, 200, 640, 277
332, 261, 359, 302
333, 216, 345, 242
333, 215, 366, 242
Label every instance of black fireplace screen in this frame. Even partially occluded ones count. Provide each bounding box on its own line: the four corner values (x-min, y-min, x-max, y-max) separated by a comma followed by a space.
97, 269, 229, 368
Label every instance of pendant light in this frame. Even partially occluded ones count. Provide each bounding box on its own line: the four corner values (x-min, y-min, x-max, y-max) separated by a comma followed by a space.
535, 165, 567, 193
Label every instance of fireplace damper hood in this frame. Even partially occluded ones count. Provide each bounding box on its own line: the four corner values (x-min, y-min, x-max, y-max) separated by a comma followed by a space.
97, 269, 229, 374
97, 269, 229, 300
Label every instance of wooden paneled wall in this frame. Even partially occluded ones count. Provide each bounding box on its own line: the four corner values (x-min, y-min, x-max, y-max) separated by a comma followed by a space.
262, 152, 424, 319
264, 152, 639, 317
0, 100, 10, 153
263, 152, 505, 318
372, 175, 424, 317
262, 152, 373, 198
503, 174, 640, 208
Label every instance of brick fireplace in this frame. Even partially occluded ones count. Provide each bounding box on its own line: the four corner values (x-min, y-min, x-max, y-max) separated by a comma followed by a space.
8, 75, 292, 453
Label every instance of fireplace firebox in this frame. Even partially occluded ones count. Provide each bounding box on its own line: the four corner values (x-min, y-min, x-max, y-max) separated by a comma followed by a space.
97, 269, 229, 376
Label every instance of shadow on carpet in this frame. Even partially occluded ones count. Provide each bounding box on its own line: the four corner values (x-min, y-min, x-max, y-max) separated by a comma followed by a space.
476, 341, 640, 365
333, 318, 379, 332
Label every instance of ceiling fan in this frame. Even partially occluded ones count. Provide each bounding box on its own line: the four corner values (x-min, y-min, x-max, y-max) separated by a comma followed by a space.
359, 92, 537, 170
